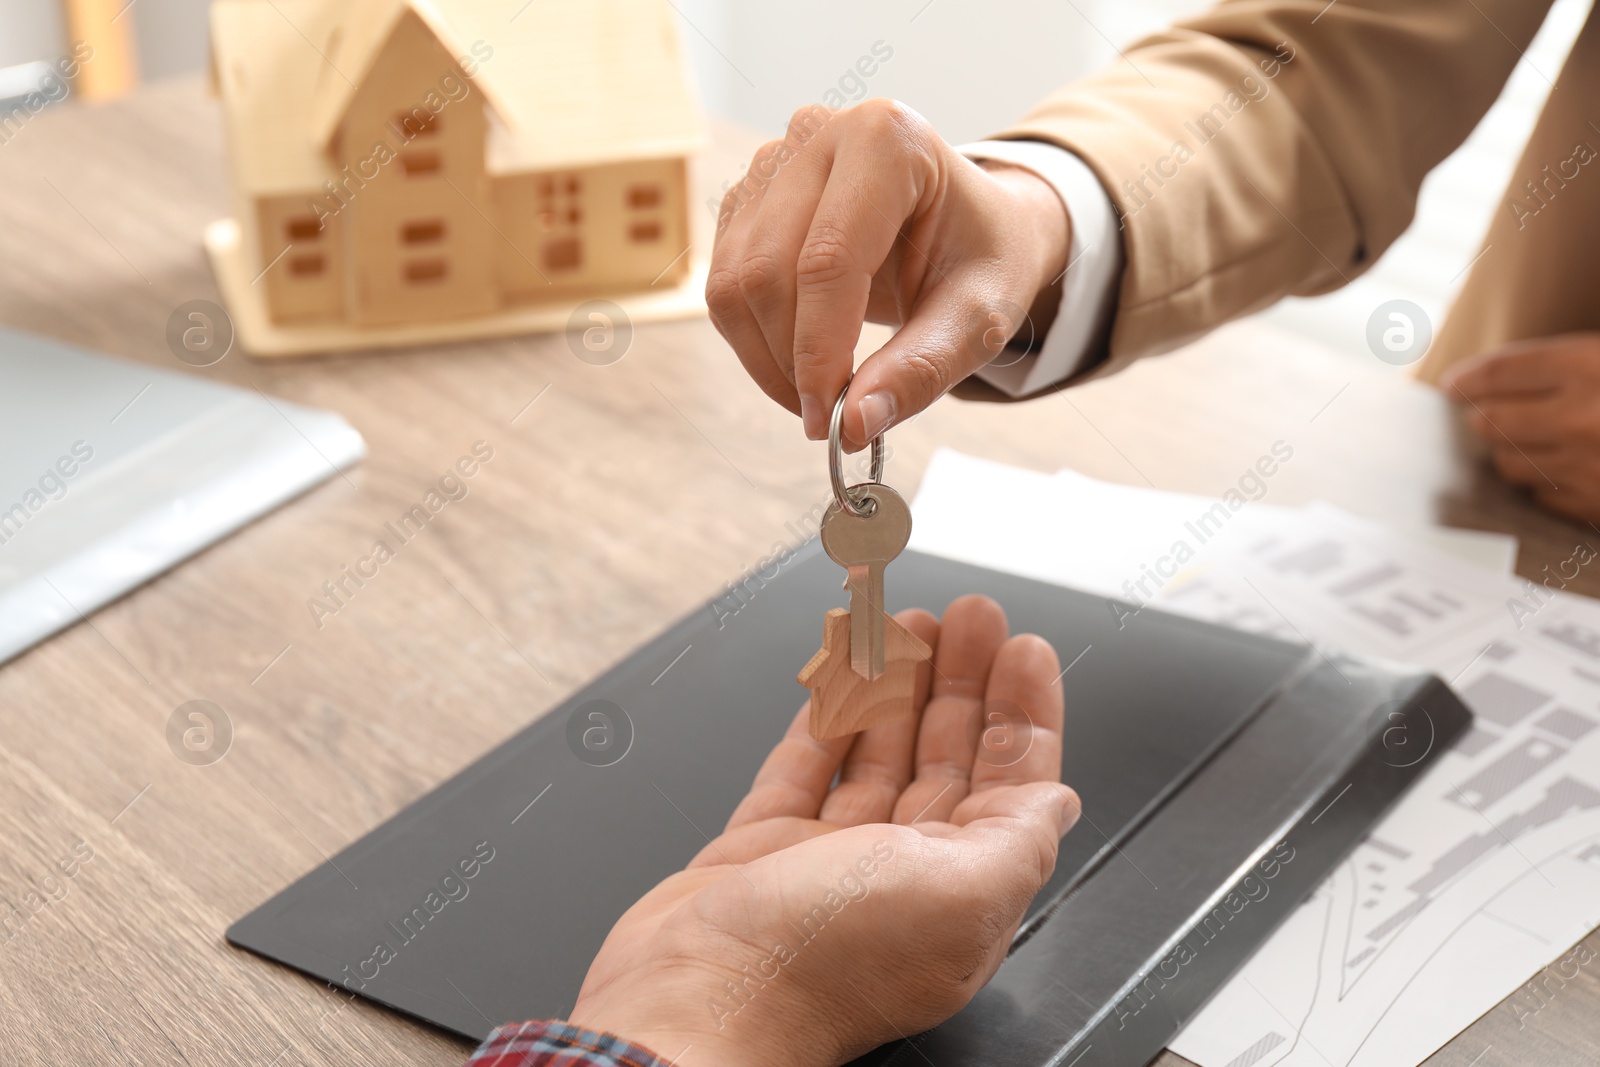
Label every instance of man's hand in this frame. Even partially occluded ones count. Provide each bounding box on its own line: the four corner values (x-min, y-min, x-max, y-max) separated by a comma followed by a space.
566, 595, 1079, 1067
707, 100, 1071, 449
1442, 333, 1600, 525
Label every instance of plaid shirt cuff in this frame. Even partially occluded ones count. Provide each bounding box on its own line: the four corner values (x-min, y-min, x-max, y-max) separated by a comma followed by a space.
464, 1021, 674, 1067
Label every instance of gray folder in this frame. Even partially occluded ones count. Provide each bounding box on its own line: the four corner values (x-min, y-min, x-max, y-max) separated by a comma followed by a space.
228, 544, 1469, 1066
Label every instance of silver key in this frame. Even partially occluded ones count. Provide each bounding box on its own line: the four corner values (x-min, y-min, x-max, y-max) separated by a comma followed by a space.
819, 484, 912, 680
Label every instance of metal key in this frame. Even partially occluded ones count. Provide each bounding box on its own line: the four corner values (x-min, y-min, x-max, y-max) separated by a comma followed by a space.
819, 484, 912, 680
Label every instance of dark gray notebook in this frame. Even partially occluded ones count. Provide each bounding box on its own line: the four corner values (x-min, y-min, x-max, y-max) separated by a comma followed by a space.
229, 544, 1468, 1066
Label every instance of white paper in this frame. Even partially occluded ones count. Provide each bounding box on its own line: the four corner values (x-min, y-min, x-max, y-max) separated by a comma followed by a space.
1151, 502, 1515, 660
1405, 523, 1521, 577
1170, 593, 1600, 1067
908, 449, 1297, 602
909, 449, 1600, 1066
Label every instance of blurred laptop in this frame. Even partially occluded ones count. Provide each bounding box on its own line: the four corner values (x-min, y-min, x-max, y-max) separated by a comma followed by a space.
0, 326, 364, 665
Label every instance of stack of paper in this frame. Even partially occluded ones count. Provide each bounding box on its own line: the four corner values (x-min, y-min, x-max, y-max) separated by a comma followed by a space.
911, 449, 1600, 1067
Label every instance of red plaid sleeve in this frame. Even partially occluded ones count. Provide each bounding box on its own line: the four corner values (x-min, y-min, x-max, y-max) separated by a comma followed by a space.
464, 1020, 676, 1067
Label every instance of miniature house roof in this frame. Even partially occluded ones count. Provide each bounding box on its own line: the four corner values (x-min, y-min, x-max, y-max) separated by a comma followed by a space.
210, 0, 708, 196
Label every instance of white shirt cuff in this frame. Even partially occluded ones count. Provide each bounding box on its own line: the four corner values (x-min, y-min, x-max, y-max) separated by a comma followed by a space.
958, 139, 1124, 395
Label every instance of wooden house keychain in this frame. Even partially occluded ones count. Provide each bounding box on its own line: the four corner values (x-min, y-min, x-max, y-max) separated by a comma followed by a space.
797, 384, 932, 739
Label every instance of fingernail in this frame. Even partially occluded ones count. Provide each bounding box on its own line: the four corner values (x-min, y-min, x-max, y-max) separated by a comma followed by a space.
800, 395, 824, 440
1057, 787, 1081, 835
859, 391, 897, 441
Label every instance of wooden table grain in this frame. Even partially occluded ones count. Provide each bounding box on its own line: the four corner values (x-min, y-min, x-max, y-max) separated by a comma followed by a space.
0, 80, 1595, 1067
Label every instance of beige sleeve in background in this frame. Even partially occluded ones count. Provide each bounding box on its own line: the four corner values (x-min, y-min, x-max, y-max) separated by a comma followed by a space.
989, 0, 1555, 378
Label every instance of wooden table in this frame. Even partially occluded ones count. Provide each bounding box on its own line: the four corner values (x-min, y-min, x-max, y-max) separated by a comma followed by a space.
0, 79, 1595, 1067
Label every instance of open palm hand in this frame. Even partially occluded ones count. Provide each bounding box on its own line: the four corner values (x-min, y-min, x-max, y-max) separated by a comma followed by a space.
567, 595, 1080, 1067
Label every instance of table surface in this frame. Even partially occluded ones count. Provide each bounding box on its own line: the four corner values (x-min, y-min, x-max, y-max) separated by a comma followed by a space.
1, 79, 1596, 1067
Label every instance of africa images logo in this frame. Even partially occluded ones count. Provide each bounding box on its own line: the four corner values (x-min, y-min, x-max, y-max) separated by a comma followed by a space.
338, 840, 496, 991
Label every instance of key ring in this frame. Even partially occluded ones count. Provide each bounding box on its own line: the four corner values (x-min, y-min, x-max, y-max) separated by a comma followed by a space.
828, 383, 885, 518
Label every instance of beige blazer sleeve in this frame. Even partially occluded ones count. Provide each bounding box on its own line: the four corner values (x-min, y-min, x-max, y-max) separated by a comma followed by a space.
992, 0, 1555, 376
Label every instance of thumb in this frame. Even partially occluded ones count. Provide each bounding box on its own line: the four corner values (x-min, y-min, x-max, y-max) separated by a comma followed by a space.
840, 286, 1037, 449
951, 781, 1081, 890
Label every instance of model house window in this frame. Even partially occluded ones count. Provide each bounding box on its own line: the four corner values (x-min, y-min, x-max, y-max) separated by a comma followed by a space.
395, 110, 438, 138
285, 216, 322, 241
401, 219, 446, 245
537, 172, 583, 270
539, 175, 581, 214
400, 151, 441, 177
289, 253, 325, 277
544, 236, 581, 271
405, 258, 448, 282
625, 182, 664, 243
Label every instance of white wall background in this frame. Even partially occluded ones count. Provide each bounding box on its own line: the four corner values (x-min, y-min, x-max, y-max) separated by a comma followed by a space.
0, 1, 66, 72
672, 0, 1132, 146
0, 0, 207, 81
1, 0, 1588, 358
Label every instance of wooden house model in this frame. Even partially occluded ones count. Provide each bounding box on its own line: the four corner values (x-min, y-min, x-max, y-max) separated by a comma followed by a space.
204, 0, 709, 357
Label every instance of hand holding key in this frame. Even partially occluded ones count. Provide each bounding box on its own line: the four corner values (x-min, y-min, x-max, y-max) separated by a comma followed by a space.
799, 387, 932, 739
705, 100, 1070, 447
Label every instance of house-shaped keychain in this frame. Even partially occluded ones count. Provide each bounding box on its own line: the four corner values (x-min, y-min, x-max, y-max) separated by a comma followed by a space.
798, 608, 932, 740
